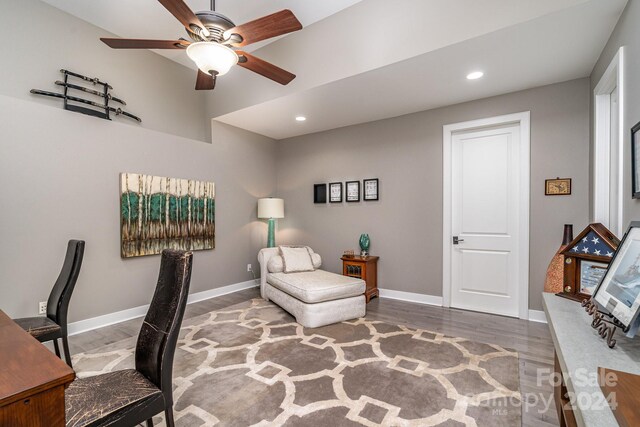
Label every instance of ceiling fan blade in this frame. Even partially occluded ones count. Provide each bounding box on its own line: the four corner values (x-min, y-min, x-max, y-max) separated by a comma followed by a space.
157, 0, 210, 38
195, 70, 216, 90
100, 38, 190, 49
224, 10, 302, 47
236, 51, 296, 85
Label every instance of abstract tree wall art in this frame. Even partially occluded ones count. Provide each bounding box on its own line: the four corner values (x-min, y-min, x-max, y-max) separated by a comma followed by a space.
120, 173, 215, 258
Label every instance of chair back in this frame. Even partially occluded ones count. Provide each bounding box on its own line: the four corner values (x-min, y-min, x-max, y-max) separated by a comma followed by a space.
47, 240, 85, 332
135, 249, 193, 405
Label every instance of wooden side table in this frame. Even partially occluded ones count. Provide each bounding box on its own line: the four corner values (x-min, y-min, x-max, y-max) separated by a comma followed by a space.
341, 255, 379, 303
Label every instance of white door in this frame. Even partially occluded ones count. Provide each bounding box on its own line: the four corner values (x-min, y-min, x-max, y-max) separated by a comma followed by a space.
609, 85, 620, 234
449, 124, 523, 317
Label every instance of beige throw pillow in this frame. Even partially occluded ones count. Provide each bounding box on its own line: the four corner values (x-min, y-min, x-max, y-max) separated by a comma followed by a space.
279, 246, 314, 273
268, 252, 321, 273
267, 255, 285, 273
311, 253, 322, 269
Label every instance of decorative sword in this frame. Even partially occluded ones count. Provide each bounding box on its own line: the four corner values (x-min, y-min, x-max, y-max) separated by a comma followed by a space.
60, 69, 113, 89
30, 89, 141, 122
55, 81, 126, 105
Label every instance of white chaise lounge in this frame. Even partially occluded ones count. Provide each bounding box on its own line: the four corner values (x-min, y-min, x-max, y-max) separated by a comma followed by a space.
258, 247, 366, 328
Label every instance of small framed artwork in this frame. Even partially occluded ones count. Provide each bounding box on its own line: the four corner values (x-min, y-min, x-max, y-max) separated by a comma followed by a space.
314, 184, 327, 204
363, 178, 379, 201
594, 222, 640, 329
631, 121, 640, 198
545, 178, 571, 196
346, 181, 360, 202
329, 182, 343, 203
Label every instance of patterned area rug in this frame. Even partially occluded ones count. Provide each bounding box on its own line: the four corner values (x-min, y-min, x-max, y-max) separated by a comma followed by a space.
72, 299, 521, 426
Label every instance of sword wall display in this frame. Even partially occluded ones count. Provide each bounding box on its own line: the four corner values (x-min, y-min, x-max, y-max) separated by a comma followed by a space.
29, 69, 140, 123
54, 81, 126, 105
30, 90, 141, 122
60, 69, 113, 90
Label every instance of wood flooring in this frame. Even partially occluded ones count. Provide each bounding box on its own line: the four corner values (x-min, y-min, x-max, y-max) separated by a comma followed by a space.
66, 288, 558, 427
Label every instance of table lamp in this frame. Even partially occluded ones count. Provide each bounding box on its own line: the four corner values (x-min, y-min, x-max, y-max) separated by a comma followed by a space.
258, 198, 284, 248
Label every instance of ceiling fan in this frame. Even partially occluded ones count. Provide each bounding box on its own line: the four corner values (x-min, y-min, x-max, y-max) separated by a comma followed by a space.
100, 0, 302, 90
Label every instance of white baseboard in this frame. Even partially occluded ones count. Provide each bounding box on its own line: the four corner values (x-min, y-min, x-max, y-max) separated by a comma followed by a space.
528, 309, 548, 324
186, 279, 258, 305
68, 281, 546, 335
378, 289, 443, 306
378, 288, 547, 324
68, 279, 258, 336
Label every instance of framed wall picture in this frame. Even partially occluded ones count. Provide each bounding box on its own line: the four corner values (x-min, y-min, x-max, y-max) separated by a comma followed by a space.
120, 173, 215, 258
346, 181, 360, 202
314, 184, 327, 204
329, 182, 343, 203
545, 178, 572, 196
632, 120, 640, 198
363, 178, 379, 201
594, 222, 640, 328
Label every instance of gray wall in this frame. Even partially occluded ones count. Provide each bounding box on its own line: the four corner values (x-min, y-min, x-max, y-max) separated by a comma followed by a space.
0, 0, 277, 322
0, 0, 594, 321
0, 96, 276, 321
276, 78, 590, 311
0, 0, 211, 143
591, 0, 640, 228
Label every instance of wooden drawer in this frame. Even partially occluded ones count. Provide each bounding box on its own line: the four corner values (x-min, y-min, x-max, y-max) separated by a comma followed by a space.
0, 385, 66, 426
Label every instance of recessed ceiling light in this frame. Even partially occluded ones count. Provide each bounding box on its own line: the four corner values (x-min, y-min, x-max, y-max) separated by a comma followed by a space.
467, 71, 484, 80
295, 116, 307, 122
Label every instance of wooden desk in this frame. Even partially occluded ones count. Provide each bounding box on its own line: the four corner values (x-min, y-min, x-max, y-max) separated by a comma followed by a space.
0, 310, 75, 426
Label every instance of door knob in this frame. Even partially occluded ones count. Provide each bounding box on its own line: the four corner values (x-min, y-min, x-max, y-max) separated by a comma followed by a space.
453, 236, 465, 245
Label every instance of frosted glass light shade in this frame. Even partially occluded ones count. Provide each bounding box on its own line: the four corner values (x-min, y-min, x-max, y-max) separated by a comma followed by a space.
186, 42, 238, 76
258, 198, 284, 219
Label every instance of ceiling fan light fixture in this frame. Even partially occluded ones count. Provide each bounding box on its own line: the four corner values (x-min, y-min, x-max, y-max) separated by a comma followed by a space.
186, 42, 238, 76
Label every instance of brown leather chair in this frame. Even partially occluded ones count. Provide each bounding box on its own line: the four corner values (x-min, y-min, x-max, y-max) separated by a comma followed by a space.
14, 240, 85, 367
65, 249, 193, 427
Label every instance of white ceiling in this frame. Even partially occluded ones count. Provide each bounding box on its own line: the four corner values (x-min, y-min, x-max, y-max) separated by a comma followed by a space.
215, 0, 626, 139
41, 0, 363, 68
43, 0, 627, 140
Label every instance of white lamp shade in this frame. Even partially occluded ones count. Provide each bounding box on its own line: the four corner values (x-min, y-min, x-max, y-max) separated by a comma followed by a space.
186, 42, 238, 76
258, 198, 284, 219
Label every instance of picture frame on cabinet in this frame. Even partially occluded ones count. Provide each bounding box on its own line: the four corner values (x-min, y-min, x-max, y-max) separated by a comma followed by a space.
631, 121, 640, 198
593, 222, 640, 329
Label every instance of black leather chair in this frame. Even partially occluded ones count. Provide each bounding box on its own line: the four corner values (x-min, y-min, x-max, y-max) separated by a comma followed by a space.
14, 240, 85, 367
65, 249, 193, 427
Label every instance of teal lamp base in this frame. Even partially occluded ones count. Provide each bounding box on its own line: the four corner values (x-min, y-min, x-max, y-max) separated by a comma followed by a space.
267, 218, 276, 248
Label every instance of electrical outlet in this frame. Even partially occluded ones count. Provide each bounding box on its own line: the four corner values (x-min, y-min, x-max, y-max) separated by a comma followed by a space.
38, 301, 47, 315
247, 264, 252, 272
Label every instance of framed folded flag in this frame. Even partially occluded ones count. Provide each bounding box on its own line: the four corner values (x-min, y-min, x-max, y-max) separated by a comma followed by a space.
559, 223, 619, 302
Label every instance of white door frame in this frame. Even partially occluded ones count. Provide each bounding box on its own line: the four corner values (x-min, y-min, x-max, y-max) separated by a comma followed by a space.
593, 47, 625, 237
442, 112, 530, 319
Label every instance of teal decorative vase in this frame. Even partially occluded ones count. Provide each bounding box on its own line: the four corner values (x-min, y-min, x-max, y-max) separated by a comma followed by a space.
359, 234, 370, 256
